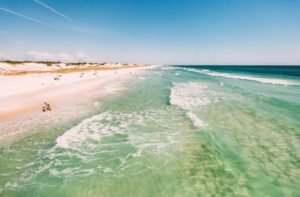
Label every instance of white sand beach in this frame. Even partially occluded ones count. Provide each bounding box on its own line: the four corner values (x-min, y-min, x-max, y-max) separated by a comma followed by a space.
0, 62, 154, 145
0, 62, 152, 121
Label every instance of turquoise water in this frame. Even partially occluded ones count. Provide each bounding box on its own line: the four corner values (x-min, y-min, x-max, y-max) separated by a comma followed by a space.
0, 66, 300, 196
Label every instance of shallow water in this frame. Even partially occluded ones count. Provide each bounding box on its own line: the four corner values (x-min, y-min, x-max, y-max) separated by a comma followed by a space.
0, 66, 300, 196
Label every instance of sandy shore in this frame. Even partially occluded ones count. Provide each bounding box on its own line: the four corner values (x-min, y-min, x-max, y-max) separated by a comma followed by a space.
0, 65, 155, 146
0, 66, 151, 122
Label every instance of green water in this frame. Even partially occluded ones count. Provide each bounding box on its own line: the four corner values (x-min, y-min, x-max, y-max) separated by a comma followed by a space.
0, 66, 300, 196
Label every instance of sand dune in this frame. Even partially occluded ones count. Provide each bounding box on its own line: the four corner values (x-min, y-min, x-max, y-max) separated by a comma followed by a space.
0, 61, 149, 75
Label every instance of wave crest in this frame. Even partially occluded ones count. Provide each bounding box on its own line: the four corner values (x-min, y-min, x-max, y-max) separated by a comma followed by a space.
186, 68, 298, 86
56, 111, 144, 149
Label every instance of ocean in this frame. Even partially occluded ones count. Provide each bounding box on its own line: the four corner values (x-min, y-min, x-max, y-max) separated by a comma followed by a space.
0, 65, 300, 196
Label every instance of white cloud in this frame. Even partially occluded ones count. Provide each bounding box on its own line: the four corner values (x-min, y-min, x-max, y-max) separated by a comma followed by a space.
23, 51, 89, 62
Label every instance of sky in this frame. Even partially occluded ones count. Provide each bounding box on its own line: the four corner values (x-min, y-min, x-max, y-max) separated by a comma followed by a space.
0, 0, 300, 65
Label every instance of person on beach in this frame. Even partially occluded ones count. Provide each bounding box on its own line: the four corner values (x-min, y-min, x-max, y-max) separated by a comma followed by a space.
42, 102, 52, 112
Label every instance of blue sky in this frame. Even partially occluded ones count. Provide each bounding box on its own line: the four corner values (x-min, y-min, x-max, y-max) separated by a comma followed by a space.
0, 0, 300, 64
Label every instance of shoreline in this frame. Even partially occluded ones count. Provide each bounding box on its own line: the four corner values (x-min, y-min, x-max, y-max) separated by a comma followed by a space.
0, 66, 153, 121
0, 65, 154, 146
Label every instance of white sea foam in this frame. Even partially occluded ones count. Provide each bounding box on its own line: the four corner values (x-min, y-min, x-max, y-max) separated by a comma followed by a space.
186, 68, 297, 86
170, 82, 212, 110
161, 66, 177, 70
55, 109, 180, 159
56, 111, 146, 149
56, 111, 148, 150
49, 169, 59, 176
207, 72, 297, 85
187, 112, 206, 128
2, 108, 184, 190
185, 68, 208, 74
56, 112, 108, 148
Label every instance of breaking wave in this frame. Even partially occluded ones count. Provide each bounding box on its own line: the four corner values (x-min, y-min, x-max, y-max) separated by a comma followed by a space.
2, 108, 186, 191
161, 66, 177, 70
55, 109, 184, 160
56, 111, 144, 149
186, 68, 298, 86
